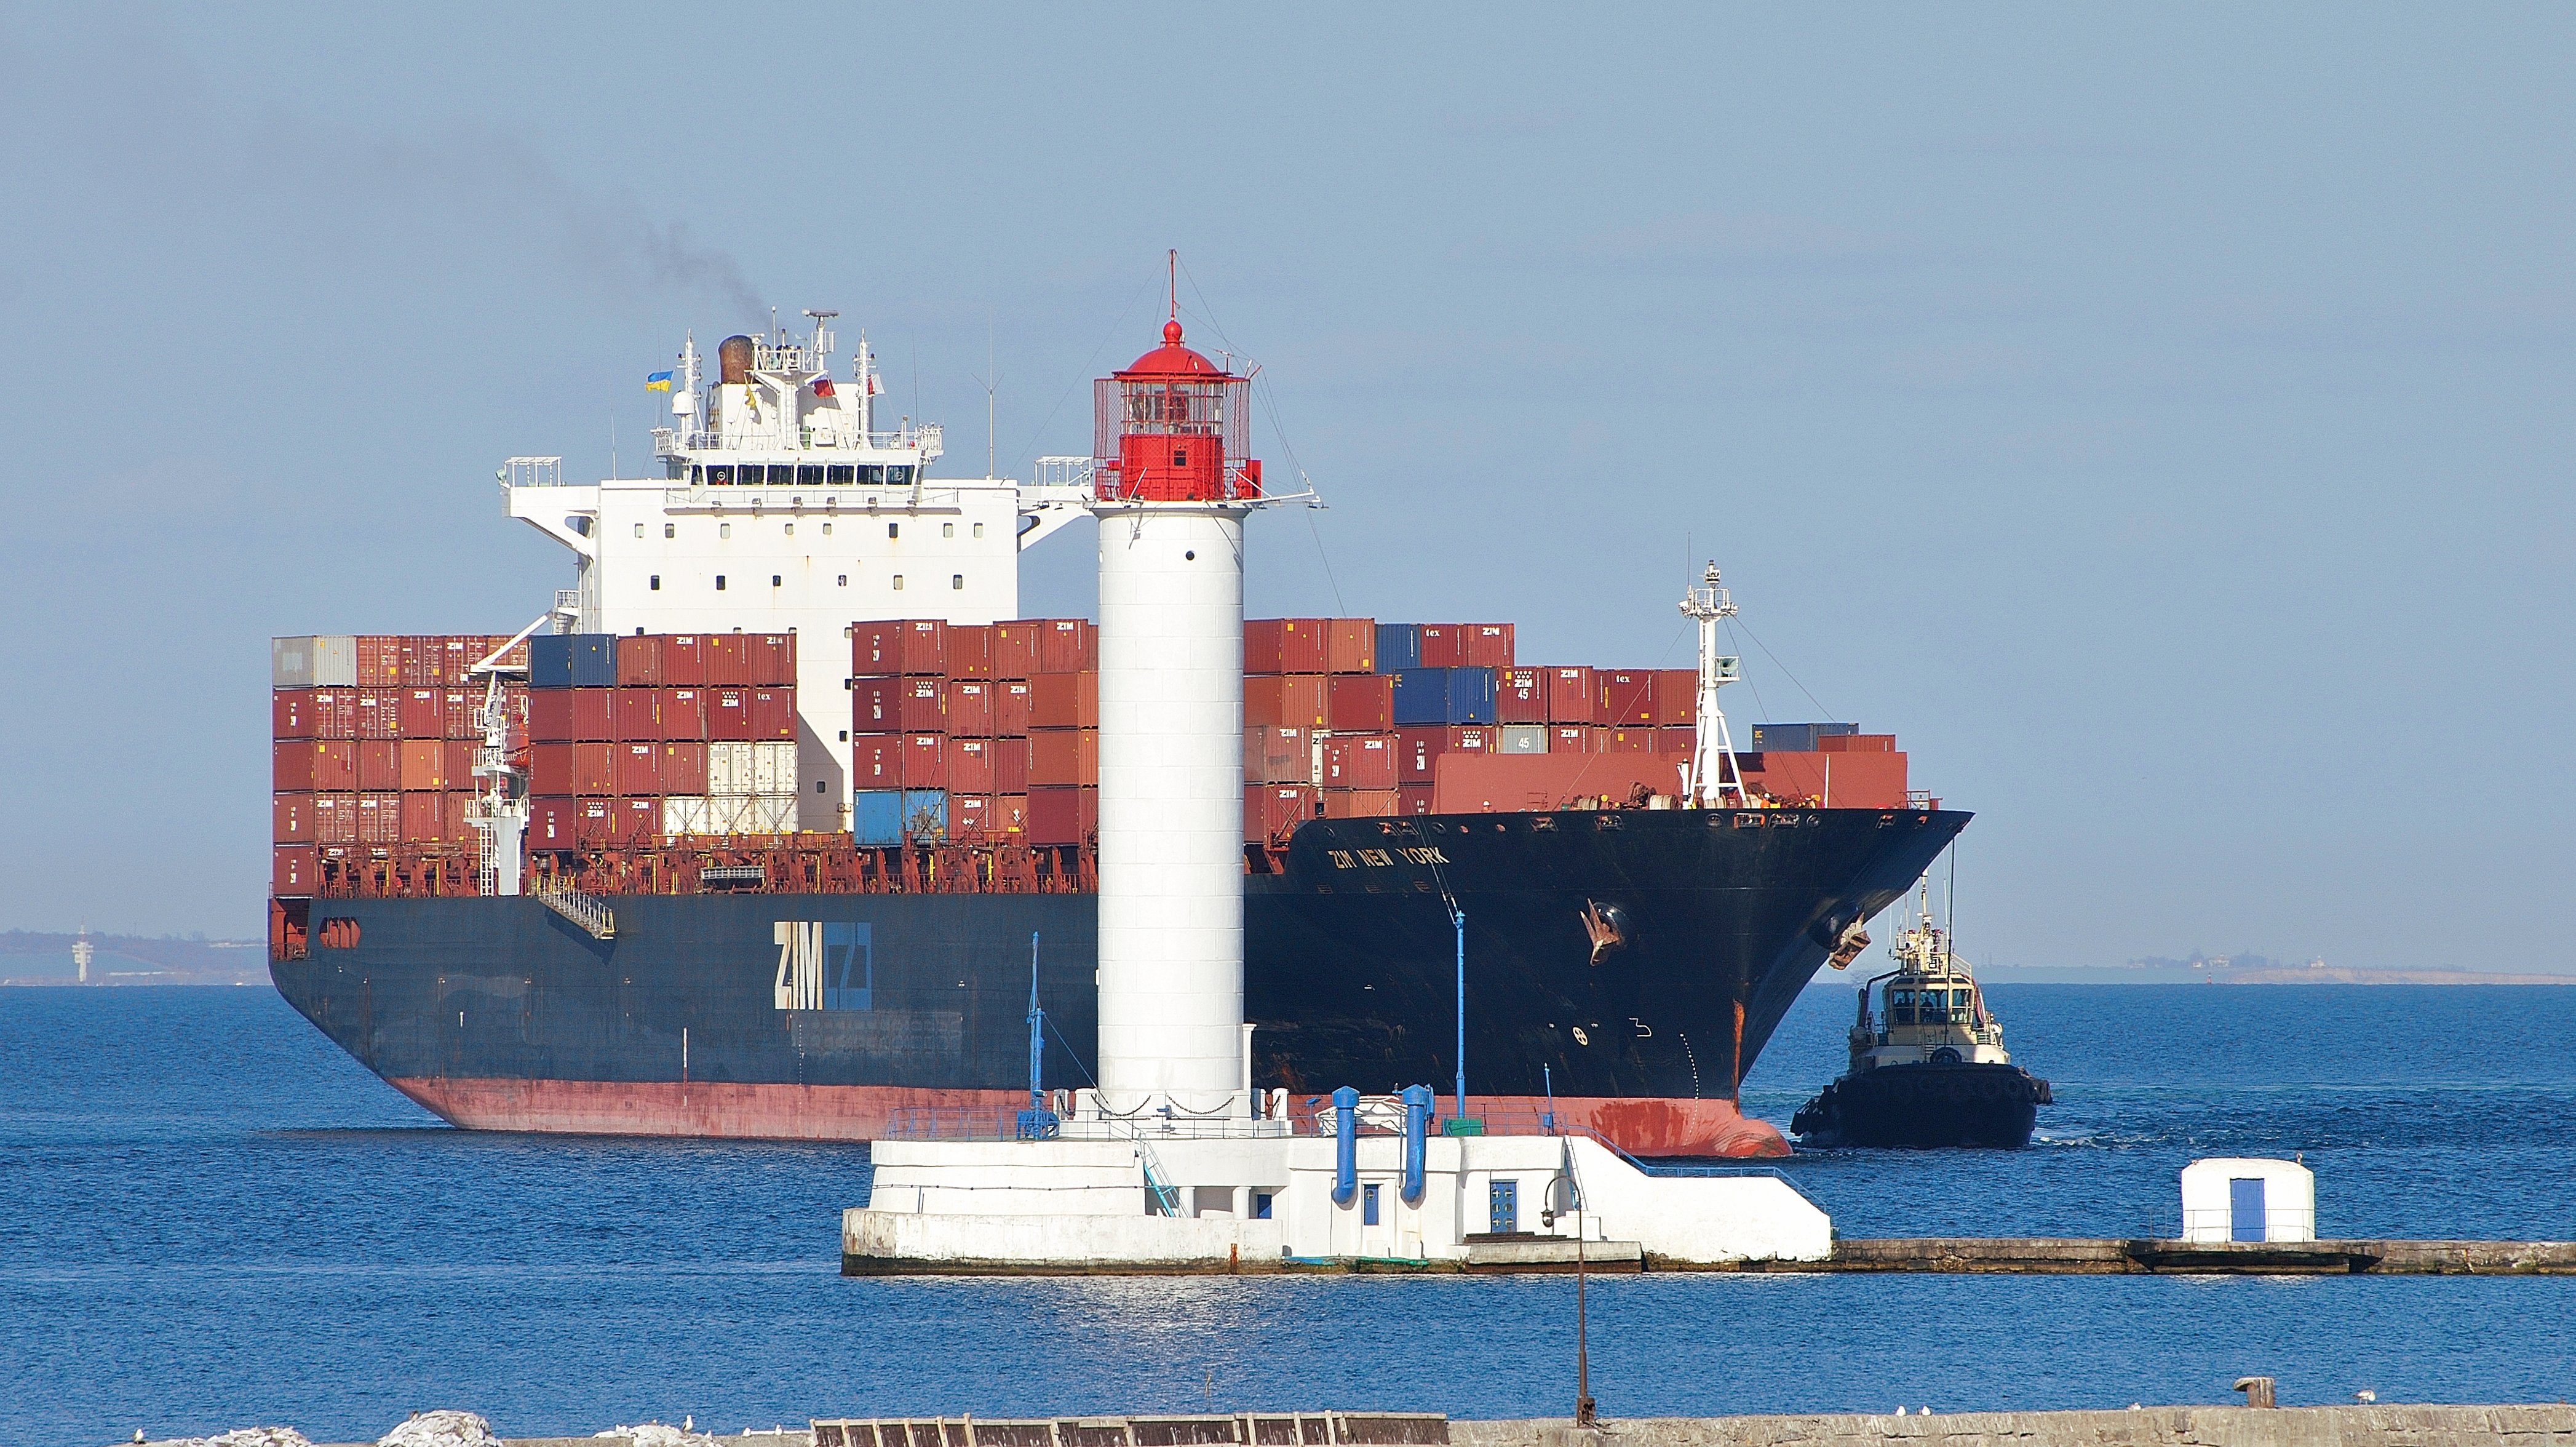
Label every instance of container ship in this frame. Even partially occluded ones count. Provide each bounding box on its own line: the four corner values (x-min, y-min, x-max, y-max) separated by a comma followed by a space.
266, 312, 1967, 1157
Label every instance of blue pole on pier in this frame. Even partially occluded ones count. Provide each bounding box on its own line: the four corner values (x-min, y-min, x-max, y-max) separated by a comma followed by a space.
1027, 931, 1044, 1111
1451, 902, 1467, 1120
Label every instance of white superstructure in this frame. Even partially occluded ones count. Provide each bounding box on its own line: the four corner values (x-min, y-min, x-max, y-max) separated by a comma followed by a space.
502, 314, 1091, 831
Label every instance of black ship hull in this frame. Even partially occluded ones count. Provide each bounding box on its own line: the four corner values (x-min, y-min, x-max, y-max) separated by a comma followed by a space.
1791, 1061, 2050, 1149
269, 807, 1966, 1155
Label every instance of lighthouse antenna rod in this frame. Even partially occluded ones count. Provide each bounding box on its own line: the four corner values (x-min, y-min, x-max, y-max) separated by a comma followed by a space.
1027, 931, 1044, 1112
1452, 898, 1467, 1120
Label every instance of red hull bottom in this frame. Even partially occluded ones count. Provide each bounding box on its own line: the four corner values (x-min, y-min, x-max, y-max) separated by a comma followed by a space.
388, 1078, 1790, 1158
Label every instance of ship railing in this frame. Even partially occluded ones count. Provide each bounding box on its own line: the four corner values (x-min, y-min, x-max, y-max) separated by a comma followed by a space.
535, 887, 616, 939
878, 1109, 1301, 1143
669, 425, 942, 455
1033, 455, 1096, 490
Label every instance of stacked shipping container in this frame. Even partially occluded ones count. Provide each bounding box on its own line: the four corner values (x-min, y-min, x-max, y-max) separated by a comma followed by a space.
270, 634, 530, 896
524, 631, 800, 848
851, 617, 1095, 847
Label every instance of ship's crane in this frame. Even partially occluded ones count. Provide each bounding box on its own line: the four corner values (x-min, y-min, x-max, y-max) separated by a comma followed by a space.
1677, 561, 1749, 807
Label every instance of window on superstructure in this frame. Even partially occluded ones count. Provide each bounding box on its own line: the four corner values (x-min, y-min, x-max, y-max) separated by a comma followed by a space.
952, 574, 964, 591
709, 465, 734, 485
633, 524, 644, 538
893, 576, 905, 591
664, 524, 675, 538
857, 465, 885, 485
769, 464, 796, 484
690, 466, 704, 484
771, 575, 782, 588
974, 522, 984, 538
798, 465, 824, 485
943, 523, 954, 538
717, 576, 728, 591
888, 466, 913, 485
720, 523, 731, 539
827, 465, 854, 484
650, 576, 660, 591
784, 524, 794, 536
837, 575, 847, 586
821, 522, 832, 536
888, 523, 899, 538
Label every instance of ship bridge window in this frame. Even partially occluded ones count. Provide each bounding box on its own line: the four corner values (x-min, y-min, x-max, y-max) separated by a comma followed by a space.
798, 464, 824, 485
887, 466, 914, 486
854, 465, 886, 485
827, 465, 855, 484
664, 524, 675, 538
690, 465, 704, 484
1889, 988, 1914, 1022
762, 464, 791, 484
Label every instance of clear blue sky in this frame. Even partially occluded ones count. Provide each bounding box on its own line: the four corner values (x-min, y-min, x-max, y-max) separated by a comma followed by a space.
1, 4, 2567, 968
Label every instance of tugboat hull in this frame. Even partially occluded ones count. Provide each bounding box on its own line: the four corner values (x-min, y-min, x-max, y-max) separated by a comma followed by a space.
1792, 1062, 2049, 1149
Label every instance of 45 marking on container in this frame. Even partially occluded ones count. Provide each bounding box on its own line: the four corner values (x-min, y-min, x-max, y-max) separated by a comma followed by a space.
774, 921, 872, 1011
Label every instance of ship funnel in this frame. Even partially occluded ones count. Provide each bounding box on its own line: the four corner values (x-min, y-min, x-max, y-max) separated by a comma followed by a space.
718, 335, 755, 385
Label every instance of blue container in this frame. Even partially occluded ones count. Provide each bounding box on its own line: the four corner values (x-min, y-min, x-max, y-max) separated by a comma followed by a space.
900, 789, 948, 842
1748, 722, 1859, 752
1392, 666, 1496, 725
567, 634, 619, 689
852, 790, 907, 847
527, 633, 574, 689
1375, 623, 1423, 673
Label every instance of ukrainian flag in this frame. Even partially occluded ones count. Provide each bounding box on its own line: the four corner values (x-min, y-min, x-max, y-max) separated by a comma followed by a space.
645, 370, 674, 392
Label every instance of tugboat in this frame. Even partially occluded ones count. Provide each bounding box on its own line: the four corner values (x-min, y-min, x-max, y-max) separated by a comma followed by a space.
1791, 886, 2050, 1148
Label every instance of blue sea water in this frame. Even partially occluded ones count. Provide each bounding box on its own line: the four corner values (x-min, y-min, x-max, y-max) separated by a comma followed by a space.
2, 983, 2572, 1445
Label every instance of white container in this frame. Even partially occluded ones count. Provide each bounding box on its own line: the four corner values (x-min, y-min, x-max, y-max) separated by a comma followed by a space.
663, 797, 709, 835
752, 740, 798, 795
272, 635, 357, 688
749, 795, 798, 833
707, 742, 755, 795
706, 795, 755, 834
1498, 724, 1550, 754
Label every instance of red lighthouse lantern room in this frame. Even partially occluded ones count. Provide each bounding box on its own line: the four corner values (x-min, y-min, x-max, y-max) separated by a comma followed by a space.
1094, 306, 1260, 503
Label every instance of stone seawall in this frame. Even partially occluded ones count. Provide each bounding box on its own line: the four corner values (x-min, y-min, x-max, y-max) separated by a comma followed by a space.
1453, 1405, 2576, 1447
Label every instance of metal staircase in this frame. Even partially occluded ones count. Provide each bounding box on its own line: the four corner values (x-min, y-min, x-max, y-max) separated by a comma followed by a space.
536, 887, 617, 940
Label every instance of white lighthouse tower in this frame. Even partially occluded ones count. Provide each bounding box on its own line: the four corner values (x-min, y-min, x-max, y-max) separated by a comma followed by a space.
1086, 298, 1269, 1122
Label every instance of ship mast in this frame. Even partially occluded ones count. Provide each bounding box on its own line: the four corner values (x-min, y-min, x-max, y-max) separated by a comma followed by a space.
1677, 561, 1747, 807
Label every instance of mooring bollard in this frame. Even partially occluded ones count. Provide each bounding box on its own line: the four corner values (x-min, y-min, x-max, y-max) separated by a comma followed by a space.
2233, 1376, 2278, 1408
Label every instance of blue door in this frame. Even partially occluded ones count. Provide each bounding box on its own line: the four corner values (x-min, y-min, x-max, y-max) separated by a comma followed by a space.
2229, 1177, 2267, 1242
1489, 1179, 1519, 1234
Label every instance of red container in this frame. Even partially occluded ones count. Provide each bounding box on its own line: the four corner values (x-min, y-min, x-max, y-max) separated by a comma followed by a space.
446, 739, 475, 785
1752, 749, 1908, 808
1496, 668, 1547, 724
1545, 667, 1600, 724
356, 636, 402, 687
311, 793, 357, 844
664, 634, 707, 686
990, 622, 1044, 679
310, 690, 357, 740
614, 741, 662, 795
947, 624, 995, 679
311, 741, 357, 792
1652, 669, 1697, 726
1028, 672, 1097, 728
1326, 619, 1377, 674
851, 733, 904, 787
445, 791, 473, 843
441, 635, 484, 684
441, 688, 478, 740
1038, 618, 1095, 673
1415, 624, 1464, 668
1027, 785, 1097, 846
1600, 671, 1656, 727
899, 619, 949, 676
1658, 726, 1695, 754
272, 689, 317, 740
1396, 783, 1433, 816
1321, 734, 1399, 789
902, 733, 946, 785
272, 844, 319, 896
1604, 727, 1658, 754
1322, 788, 1401, 819
1246, 618, 1329, 674
273, 741, 316, 792
574, 741, 617, 795
356, 792, 400, 844
749, 687, 795, 740
951, 792, 998, 835
1393, 726, 1444, 783
1817, 733, 1897, 753
706, 688, 752, 740
752, 632, 796, 686
852, 676, 902, 731
661, 739, 709, 795
528, 798, 577, 850
573, 797, 614, 845
614, 687, 659, 740
996, 679, 1033, 735
992, 736, 1030, 794
1028, 728, 1099, 787
899, 678, 947, 732
1551, 725, 1603, 754
945, 680, 996, 737
354, 692, 399, 740
397, 687, 442, 739
1244, 784, 1317, 842
703, 633, 750, 685
273, 793, 314, 843
660, 688, 707, 739
618, 636, 664, 686
947, 736, 996, 795
1448, 725, 1493, 755
529, 690, 573, 742
357, 740, 399, 792
1245, 675, 1328, 729
1461, 623, 1515, 668
851, 622, 904, 674
399, 792, 448, 844
1244, 725, 1309, 785
993, 793, 1028, 834
399, 636, 440, 686
398, 739, 448, 791
614, 796, 662, 842
573, 688, 613, 741
1325, 674, 1394, 733
530, 743, 574, 796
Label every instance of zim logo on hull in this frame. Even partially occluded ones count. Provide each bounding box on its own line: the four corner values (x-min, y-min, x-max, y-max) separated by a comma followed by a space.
774, 921, 872, 1011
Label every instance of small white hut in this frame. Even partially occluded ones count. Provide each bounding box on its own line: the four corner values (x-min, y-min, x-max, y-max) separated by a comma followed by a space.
2180, 1157, 2315, 1243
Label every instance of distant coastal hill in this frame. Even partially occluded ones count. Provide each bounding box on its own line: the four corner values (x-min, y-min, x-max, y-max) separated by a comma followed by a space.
0, 931, 268, 986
